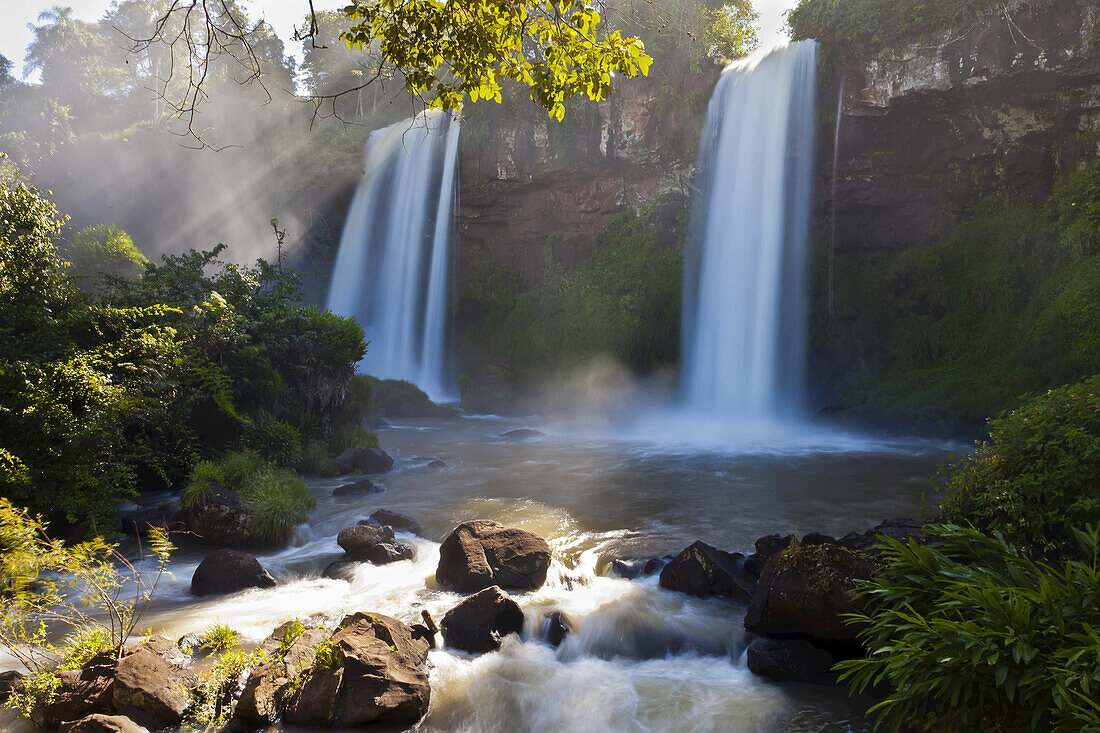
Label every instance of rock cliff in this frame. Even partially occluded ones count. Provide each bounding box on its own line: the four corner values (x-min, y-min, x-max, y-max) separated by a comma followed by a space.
823, 0, 1100, 251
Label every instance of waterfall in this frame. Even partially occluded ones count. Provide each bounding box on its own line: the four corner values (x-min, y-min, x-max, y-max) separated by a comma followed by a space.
326, 111, 460, 402
681, 42, 817, 421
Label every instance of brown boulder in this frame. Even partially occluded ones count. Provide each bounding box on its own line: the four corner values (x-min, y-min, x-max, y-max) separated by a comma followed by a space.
111, 644, 195, 728
43, 651, 117, 728
441, 586, 525, 653
191, 549, 277, 596
185, 484, 254, 547
336, 524, 413, 564
435, 520, 552, 592
334, 447, 394, 474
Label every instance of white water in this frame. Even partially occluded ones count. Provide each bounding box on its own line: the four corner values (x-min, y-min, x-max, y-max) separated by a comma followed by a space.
682, 42, 818, 420
326, 111, 461, 402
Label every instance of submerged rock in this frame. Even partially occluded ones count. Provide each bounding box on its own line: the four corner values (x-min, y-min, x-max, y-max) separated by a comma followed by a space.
368, 509, 425, 536
746, 637, 837, 684
744, 540, 877, 646
333, 478, 383, 496
435, 520, 552, 592
499, 428, 545, 441
337, 524, 414, 564
541, 611, 571, 647
59, 714, 149, 733
335, 446, 394, 474
191, 549, 277, 596
659, 541, 755, 601
184, 484, 254, 547
441, 586, 525, 653
608, 556, 668, 579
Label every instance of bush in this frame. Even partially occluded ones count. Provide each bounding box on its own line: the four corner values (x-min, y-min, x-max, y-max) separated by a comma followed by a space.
369, 378, 453, 417
65, 223, 148, 281
297, 439, 339, 477
329, 423, 379, 453
183, 452, 316, 547
838, 523, 1100, 732
244, 412, 302, 467
941, 375, 1100, 560
332, 374, 374, 427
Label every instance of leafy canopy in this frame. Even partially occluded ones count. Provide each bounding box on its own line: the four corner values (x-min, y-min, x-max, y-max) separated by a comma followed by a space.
341, 0, 653, 121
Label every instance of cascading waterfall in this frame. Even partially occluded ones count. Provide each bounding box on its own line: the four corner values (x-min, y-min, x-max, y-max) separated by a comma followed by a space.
681, 42, 817, 421
326, 111, 460, 402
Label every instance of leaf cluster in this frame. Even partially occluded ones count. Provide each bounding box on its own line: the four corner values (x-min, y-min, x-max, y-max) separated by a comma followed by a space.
839, 523, 1100, 732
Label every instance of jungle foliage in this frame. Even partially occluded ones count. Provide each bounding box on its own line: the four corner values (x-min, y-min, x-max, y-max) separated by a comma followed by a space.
815, 162, 1100, 431
787, 0, 1050, 56
838, 523, 1100, 732
0, 179, 366, 534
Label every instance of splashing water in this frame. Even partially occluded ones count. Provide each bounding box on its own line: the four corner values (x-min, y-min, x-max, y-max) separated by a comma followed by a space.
326, 111, 460, 402
682, 42, 818, 421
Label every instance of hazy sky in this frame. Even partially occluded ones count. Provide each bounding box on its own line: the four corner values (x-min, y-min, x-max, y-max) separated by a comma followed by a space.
0, 0, 798, 80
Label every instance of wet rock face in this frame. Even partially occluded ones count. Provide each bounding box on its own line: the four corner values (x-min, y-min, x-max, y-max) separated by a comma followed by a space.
336, 524, 414, 564
658, 541, 756, 601
436, 520, 552, 592
746, 637, 838, 685
366, 509, 425, 536
191, 549, 277, 596
824, 0, 1100, 252
441, 586, 525, 653
332, 478, 382, 496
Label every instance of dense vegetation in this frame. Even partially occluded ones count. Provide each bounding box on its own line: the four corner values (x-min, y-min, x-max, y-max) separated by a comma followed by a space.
814, 162, 1100, 431
788, 0, 1051, 55
0, 177, 367, 534
457, 201, 684, 405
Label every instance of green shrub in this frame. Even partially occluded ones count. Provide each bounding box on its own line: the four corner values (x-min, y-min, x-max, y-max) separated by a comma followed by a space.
329, 424, 379, 453
278, 619, 306, 657
182, 452, 315, 546
369, 378, 453, 417
188, 647, 267, 731
297, 439, 339, 477
332, 374, 374, 427
941, 375, 1100, 559
244, 412, 302, 467
247, 468, 316, 547
197, 623, 241, 653
838, 523, 1100, 732
65, 223, 148, 280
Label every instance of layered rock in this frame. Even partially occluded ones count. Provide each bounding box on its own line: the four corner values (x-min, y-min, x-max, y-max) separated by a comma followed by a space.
435, 520, 552, 592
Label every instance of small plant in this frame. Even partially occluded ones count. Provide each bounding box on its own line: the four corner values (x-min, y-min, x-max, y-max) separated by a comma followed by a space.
197, 623, 241, 654
0, 499, 173, 722
187, 647, 267, 731
312, 638, 339, 671
837, 523, 1100, 732
277, 619, 306, 658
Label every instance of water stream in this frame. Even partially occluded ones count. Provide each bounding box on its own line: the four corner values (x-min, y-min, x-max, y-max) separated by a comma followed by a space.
122, 416, 957, 733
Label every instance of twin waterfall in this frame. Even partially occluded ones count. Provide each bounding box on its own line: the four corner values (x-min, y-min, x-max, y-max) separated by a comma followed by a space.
681, 42, 818, 421
328, 43, 817, 418
326, 111, 460, 403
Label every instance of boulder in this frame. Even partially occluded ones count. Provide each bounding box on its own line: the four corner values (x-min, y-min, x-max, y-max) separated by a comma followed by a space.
441, 586, 525, 653
322, 559, 359, 581
0, 670, 24, 703
118, 505, 185, 539
282, 612, 431, 727
59, 714, 149, 733
368, 509, 425, 536
185, 484, 254, 547
541, 611, 571, 647
43, 651, 117, 728
746, 638, 838, 684
435, 520, 552, 592
659, 541, 755, 601
111, 642, 195, 729
427, 459, 447, 469
337, 524, 413, 564
191, 549, 277, 596
335, 447, 394, 475
235, 660, 288, 726
744, 541, 877, 646
333, 478, 382, 496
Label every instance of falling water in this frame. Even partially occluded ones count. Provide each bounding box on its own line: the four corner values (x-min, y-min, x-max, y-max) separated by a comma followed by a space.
326, 111, 461, 402
681, 42, 817, 421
